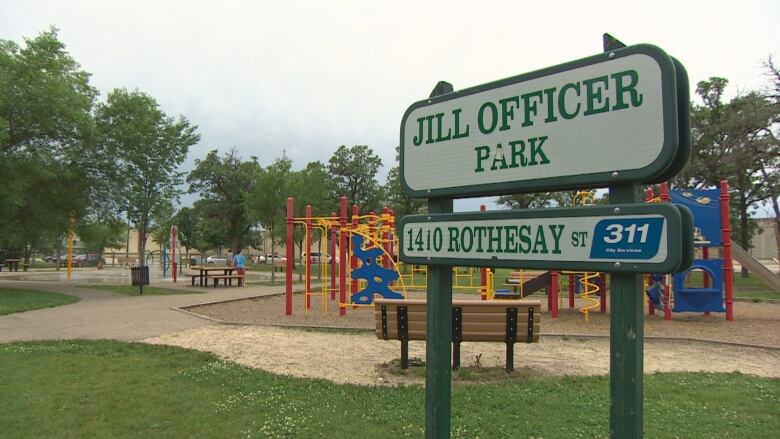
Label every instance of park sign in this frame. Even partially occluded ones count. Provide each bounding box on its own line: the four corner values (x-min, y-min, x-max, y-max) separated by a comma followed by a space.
399, 203, 690, 273
400, 44, 679, 198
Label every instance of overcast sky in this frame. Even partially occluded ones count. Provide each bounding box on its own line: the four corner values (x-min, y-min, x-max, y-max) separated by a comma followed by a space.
2, 0, 778, 211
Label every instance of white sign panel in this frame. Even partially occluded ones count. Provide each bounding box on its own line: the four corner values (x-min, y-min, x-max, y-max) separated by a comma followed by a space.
400, 45, 678, 198
399, 205, 684, 273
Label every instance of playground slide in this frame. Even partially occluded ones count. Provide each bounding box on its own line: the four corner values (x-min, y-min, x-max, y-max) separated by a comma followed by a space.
730, 241, 780, 292
520, 272, 552, 296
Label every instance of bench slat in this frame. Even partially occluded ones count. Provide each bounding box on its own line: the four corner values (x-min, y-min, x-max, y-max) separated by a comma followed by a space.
377, 327, 540, 342
375, 304, 540, 315
375, 310, 536, 324
377, 320, 541, 335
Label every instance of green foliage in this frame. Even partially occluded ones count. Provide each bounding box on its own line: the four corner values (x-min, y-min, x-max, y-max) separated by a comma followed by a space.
0, 27, 97, 156
247, 156, 292, 280
94, 88, 199, 260
0, 288, 80, 315
289, 161, 335, 217
76, 218, 125, 255
327, 144, 383, 213
187, 149, 260, 253
383, 146, 426, 219
497, 190, 578, 210
0, 341, 778, 438
288, 161, 336, 267
672, 77, 779, 253
148, 201, 175, 251
0, 28, 97, 258
174, 207, 204, 256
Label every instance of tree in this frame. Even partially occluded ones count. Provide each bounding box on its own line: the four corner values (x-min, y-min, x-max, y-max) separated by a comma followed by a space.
496, 191, 577, 209
187, 149, 260, 254
76, 218, 125, 258
148, 201, 175, 263
759, 57, 780, 271
95, 88, 199, 267
247, 155, 292, 282
174, 207, 200, 263
0, 28, 97, 259
383, 146, 426, 220
288, 161, 335, 280
327, 145, 383, 213
672, 77, 779, 275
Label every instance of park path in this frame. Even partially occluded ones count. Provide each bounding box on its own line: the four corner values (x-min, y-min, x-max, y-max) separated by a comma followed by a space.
0, 277, 280, 343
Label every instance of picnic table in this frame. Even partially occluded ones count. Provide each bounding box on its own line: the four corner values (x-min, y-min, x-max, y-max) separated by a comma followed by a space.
3, 259, 21, 272
189, 265, 239, 287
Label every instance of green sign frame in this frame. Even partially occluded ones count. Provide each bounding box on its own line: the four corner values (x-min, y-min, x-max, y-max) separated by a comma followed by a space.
648, 57, 690, 184
400, 44, 680, 198
399, 203, 689, 273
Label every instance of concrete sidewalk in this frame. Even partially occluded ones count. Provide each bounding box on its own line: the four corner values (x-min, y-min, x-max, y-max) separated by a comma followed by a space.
0, 278, 283, 343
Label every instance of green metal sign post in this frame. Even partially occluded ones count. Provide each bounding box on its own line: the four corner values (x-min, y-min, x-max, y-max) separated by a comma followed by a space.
609, 183, 644, 438
425, 82, 455, 439
400, 35, 690, 438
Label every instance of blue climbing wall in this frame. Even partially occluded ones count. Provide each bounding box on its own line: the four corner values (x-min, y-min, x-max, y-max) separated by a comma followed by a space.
350, 234, 403, 304
670, 189, 721, 246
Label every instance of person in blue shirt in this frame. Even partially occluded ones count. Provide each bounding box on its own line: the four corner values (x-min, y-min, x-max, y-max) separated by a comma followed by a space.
232, 249, 246, 275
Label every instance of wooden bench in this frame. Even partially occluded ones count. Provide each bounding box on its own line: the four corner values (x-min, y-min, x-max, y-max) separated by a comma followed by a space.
188, 273, 203, 286
273, 261, 286, 273
208, 274, 245, 287
375, 299, 541, 371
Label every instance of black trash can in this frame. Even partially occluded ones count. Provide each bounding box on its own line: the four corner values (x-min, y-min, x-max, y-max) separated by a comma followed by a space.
190, 257, 197, 267
131, 265, 150, 286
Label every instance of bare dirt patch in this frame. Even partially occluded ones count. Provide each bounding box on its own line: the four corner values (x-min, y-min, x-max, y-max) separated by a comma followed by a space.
145, 325, 780, 386
142, 290, 780, 385
186, 290, 780, 348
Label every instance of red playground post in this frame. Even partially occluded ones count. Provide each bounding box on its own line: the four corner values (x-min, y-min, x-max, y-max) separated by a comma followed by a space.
721, 181, 734, 321
305, 204, 312, 310
389, 210, 396, 263
568, 274, 575, 308
330, 211, 337, 300
285, 197, 294, 316
339, 197, 347, 316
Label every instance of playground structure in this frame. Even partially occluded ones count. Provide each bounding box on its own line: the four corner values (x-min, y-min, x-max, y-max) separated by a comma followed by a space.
646, 181, 735, 321
284, 180, 768, 322
283, 195, 600, 320
283, 196, 493, 316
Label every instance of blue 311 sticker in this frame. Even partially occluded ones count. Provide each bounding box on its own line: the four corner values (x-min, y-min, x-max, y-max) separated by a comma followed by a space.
590, 218, 664, 260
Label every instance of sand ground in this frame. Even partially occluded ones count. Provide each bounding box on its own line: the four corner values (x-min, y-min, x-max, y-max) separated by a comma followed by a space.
145, 291, 780, 386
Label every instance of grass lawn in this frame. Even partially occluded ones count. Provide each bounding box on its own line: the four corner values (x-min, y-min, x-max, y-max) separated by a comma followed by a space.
82, 285, 203, 296
0, 341, 777, 438
0, 288, 80, 315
